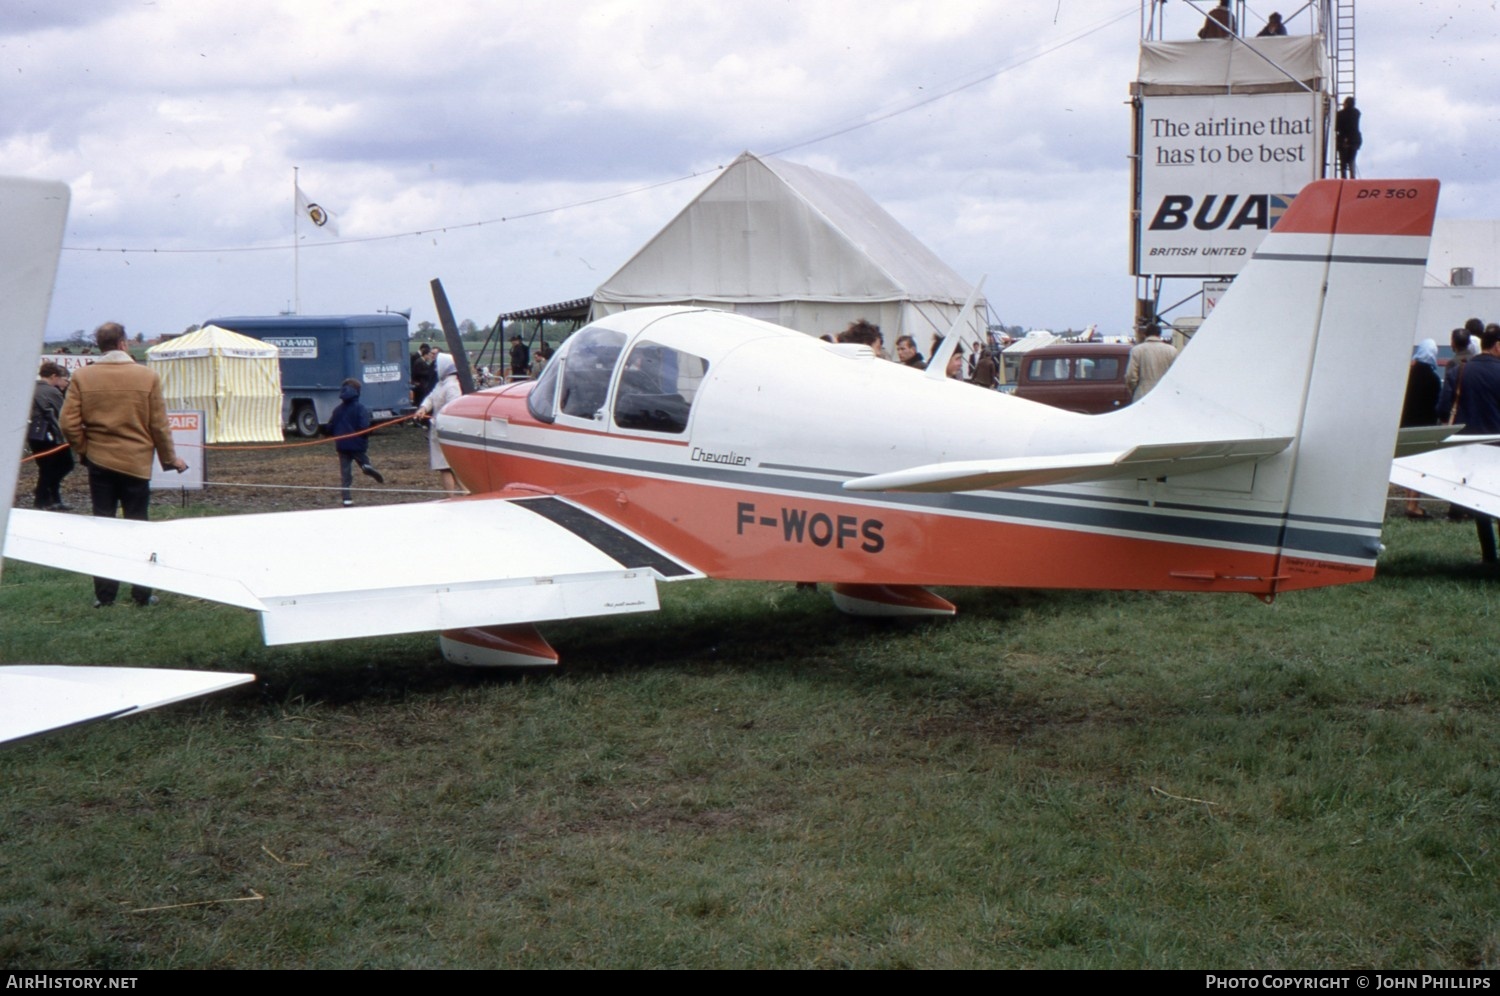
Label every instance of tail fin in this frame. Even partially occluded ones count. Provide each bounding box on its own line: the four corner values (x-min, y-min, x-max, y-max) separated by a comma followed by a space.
1135, 179, 1440, 588
0, 176, 70, 554
842, 179, 1434, 594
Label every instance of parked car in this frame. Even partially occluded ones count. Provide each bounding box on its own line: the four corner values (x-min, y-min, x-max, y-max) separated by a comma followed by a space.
1013, 342, 1133, 414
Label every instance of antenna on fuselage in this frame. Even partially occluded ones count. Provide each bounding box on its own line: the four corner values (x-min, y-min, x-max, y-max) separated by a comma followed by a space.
926, 275, 987, 380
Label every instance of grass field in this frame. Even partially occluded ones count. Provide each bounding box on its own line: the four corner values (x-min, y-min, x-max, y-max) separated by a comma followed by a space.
2, 501, 1497, 968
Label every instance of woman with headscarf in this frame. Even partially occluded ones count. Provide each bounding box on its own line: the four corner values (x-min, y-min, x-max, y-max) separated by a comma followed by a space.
1401, 338, 1442, 517
415, 352, 464, 495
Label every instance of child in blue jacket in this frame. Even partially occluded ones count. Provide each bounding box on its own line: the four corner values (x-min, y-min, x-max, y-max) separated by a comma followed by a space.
327, 378, 385, 506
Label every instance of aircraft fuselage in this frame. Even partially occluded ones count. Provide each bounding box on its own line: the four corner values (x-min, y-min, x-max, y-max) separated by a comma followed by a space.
438, 309, 1352, 595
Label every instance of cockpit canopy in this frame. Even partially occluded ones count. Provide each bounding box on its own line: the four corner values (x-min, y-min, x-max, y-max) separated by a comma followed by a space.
527, 323, 710, 435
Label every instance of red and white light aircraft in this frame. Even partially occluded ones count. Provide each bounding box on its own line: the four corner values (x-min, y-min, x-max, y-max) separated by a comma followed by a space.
2, 178, 1448, 685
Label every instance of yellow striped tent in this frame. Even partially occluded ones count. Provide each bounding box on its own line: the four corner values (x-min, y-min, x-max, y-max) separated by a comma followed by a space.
146, 326, 282, 442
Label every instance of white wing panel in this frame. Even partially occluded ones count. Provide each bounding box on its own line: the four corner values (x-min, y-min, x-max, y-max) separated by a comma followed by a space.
5, 512, 266, 608
5, 498, 699, 645
0, 666, 254, 746
1391, 444, 1500, 519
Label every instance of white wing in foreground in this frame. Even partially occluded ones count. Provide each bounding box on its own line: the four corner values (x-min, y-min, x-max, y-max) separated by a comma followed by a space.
0, 666, 254, 746
1391, 443, 1500, 519
4, 496, 701, 646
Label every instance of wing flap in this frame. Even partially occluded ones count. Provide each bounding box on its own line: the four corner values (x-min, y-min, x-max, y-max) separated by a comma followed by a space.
5, 498, 700, 645
843, 437, 1294, 493
258, 569, 658, 645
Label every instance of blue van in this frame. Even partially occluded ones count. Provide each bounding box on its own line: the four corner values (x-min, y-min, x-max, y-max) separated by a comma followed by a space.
205, 314, 414, 436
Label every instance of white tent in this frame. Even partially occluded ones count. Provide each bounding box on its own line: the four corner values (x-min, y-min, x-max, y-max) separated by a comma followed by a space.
592, 152, 985, 353
146, 325, 282, 443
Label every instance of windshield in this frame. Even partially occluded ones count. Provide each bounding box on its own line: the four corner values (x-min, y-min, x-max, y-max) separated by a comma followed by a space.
555, 326, 626, 421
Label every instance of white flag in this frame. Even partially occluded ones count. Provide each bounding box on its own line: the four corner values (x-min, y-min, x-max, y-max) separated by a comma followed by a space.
295, 184, 339, 236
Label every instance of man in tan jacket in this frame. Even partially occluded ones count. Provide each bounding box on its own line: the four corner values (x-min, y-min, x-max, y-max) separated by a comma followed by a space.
61, 321, 188, 606
1124, 323, 1178, 402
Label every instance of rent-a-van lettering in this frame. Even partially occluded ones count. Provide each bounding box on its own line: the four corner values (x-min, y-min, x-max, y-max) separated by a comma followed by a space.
262, 337, 318, 359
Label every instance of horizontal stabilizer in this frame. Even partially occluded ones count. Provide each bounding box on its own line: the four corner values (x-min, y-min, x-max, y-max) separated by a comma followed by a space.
843, 437, 1293, 493
5, 497, 701, 645
1393, 425, 1500, 458
0, 666, 254, 746
1391, 443, 1500, 519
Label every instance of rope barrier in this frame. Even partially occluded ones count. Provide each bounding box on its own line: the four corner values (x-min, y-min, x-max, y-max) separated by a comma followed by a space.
20, 442, 69, 463
198, 480, 453, 496
20, 412, 424, 462
199, 412, 423, 452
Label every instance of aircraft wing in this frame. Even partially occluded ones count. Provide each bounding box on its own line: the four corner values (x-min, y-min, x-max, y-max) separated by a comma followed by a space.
842, 437, 1294, 493
0, 666, 254, 747
1393, 425, 1500, 458
4, 496, 702, 646
1390, 443, 1500, 519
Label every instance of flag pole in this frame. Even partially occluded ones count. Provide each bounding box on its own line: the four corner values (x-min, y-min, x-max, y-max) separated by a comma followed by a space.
292, 166, 300, 314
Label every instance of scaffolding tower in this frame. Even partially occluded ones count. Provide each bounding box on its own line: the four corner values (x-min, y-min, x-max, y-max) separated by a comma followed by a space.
1131, 0, 1353, 332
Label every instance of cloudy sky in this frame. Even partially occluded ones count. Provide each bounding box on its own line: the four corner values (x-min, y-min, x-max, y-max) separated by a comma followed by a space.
3, 0, 1497, 340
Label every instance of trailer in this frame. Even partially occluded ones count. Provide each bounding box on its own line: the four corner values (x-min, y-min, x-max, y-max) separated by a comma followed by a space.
204, 314, 413, 436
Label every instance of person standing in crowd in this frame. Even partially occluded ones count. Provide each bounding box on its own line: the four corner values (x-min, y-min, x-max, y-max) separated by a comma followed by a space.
416, 352, 463, 495
945, 345, 968, 380
410, 342, 436, 405
895, 335, 927, 369
509, 334, 532, 380
970, 346, 999, 388
1438, 322, 1484, 423
1435, 323, 1482, 522
1198, 0, 1236, 38
28, 361, 73, 510
326, 378, 385, 507
60, 322, 187, 607
837, 319, 884, 358
1450, 325, 1500, 562
1125, 324, 1177, 401
1401, 340, 1442, 518
1257, 11, 1287, 36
